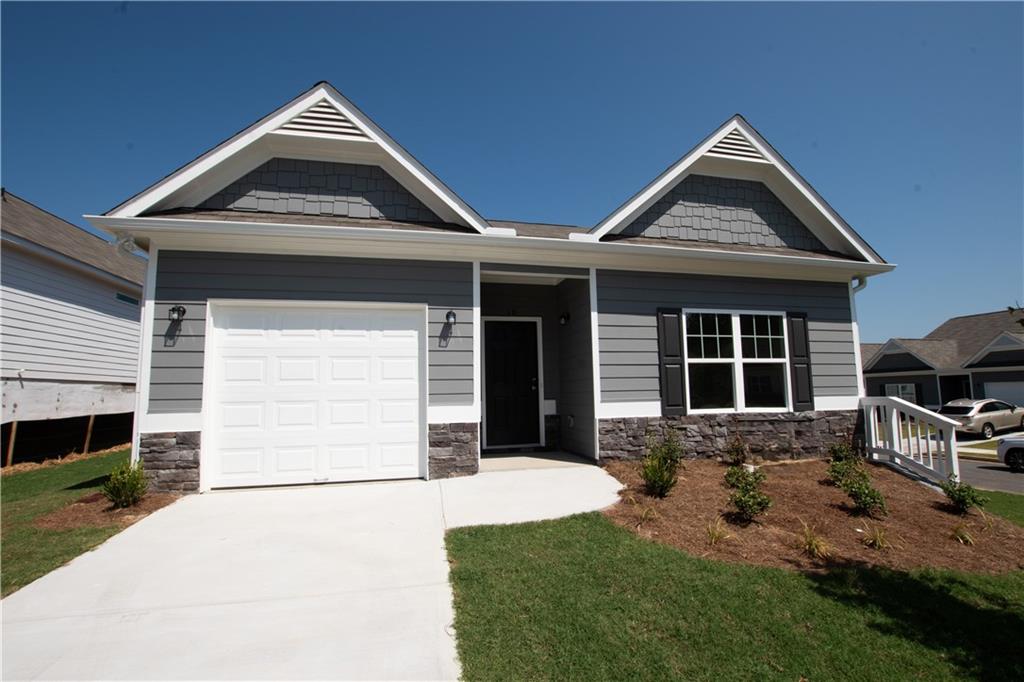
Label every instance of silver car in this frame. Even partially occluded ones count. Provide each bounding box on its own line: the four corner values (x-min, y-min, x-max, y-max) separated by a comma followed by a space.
938, 398, 1024, 440
996, 436, 1024, 472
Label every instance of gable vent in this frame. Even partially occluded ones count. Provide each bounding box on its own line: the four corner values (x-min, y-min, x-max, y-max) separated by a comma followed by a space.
278, 100, 368, 139
707, 130, 765, 161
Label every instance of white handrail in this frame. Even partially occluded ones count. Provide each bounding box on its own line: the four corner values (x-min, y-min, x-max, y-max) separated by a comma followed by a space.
860, 396, 959, 482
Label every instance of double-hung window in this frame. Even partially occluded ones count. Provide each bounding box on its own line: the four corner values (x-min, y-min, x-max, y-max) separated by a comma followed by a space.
684, 311, 790, 412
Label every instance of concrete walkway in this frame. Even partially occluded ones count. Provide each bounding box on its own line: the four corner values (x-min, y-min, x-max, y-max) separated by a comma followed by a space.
2, 466, 622, 681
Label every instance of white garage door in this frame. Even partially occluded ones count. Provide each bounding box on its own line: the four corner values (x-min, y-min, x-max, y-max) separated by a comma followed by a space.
984, 381, 1024, 407
207, 304, 425, 489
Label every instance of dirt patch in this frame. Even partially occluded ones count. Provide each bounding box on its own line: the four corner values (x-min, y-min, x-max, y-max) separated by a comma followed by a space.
33, 492, 179, 531
1, 443, 131, 477
604, 459, 1024, 574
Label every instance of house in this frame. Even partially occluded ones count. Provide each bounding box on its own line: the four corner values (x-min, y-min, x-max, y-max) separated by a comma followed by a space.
862, 310, 1024, 409
1, 190, 146, 462
87, 82, 893, 493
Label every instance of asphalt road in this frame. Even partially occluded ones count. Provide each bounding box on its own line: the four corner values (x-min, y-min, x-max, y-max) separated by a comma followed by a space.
957, 458, 1023, 494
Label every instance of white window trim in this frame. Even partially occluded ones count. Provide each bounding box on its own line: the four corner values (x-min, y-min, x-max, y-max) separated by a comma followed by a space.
682, 308, 792, 415
884, 382, 918, 405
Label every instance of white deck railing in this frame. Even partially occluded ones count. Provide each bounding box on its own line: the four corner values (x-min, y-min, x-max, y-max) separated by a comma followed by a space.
860, 396, 960, 482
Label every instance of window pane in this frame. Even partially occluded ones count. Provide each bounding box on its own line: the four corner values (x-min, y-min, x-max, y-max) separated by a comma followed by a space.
769, 316, 783, 336
717, 314, 731, 334
687, 315, 702, 334
741, 337, 755, 358
687, 336, 702, 359
756, 338, 770, 358
743, 363, 786, 408
740, 315, 754, 335
719, 336, 734, 359
702, 337, 719, 359
770, 338, 784, 358
689, 364, 735, 409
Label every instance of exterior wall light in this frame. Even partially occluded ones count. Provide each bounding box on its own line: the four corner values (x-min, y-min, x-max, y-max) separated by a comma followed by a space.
559, 313, 571, 326
445, 310, 457, 325
168, 305, 187, 322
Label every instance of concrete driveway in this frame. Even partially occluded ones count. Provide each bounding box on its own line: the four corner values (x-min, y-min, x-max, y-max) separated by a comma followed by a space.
2, 464, 621, 681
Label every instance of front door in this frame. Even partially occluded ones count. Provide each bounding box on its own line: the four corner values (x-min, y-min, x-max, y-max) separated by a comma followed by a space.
484, 319, 541, 447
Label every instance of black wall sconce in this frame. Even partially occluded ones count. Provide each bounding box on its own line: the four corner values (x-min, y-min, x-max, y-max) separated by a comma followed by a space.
559, 312, 571, 326
168, 305, 187, 322
445, 310, 457, 326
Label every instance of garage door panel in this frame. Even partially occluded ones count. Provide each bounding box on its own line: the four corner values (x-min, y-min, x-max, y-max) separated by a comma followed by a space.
208, 305, 425, 488
984, 381, 1024, 406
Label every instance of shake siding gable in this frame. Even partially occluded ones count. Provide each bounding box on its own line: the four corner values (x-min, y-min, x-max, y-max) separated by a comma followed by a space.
149, 251, 473, 413
596, 270, 857, 403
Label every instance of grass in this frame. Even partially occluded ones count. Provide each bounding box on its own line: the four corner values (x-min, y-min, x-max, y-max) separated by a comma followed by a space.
1, 449, 128, 596
446, 513, 1024, 681
984, 490, 1024, 527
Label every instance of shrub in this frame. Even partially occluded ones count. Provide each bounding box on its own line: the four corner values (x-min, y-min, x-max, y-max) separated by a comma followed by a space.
846, 480, 887, 517
730, 487, 772, 523
951, 521, 975, 546
102, 460, 148, 508
860, 522, 892, 551
826, 458, 868, 489
639, 431, 683, 498
828, 441, 859, 463
706, 516, 733, 546
939, 476, 988, 515
724, 465, 765, 490
724, 433, 750, 466
799, 520, 832, 559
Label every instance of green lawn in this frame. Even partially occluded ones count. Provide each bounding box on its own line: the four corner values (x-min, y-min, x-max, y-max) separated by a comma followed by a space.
446, 514, 1024, 681
1, 449, 128, 596
985, 490, 1024, 527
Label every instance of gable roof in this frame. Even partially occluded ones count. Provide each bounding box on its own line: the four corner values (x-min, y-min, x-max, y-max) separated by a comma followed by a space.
106, 82, 494, 235
859, 343, 883, 368
1, 189, 145, 285
865, 309, 1024, 372
578, 115, 885, 265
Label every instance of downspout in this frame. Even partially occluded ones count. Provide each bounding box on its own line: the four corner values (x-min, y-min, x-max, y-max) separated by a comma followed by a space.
851, 275, 867, 293
850, 275, 868, 402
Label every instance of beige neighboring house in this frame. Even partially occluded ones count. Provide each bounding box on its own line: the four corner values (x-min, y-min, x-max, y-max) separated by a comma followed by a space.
1, 190, 145, 451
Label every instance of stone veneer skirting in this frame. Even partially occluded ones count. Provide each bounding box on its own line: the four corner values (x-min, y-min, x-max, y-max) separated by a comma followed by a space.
428, 422, 479, 479
140, 431, 201, 492
599, 411, 860, 461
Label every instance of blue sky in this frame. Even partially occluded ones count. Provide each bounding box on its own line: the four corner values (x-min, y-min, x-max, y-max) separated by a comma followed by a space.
2, 2, 1021, 342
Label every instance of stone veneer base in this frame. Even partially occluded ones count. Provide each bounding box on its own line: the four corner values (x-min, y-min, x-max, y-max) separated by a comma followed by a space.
428, 422, 480, 478
599, 411, 860, 461
139, 431, 201, 493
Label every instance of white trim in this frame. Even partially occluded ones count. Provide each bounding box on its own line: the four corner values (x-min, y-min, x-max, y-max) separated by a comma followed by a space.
587, 116, 883, 265
543, 399, 558, 416
472, 261, 482, 468
862, 339, 936, 372
813, 395, 860, 411
92, 215, 894, 284
197, 298, 430, 492
596, 401, 663, 419
108, 84, 491, 234
479, 267, 590, 280
849, 280, 866, 397
131, 248, 158, 464
682, 309, 792, 414
865, 369, 975, 378
480, 316, 545, 449
140, 412, 202, 433
589, 268, 601, 460
968, 366, 1024, 374
427, 405, 479, 423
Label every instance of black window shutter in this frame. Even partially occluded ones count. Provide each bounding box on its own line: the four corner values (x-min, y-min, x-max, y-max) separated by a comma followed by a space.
787, 313, 814, 412
657, 308, 686, 416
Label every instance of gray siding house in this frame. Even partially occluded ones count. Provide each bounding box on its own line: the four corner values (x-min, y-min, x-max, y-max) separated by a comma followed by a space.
862, 310, 1024, 409
90, 82, 892, 493
1, 190, 145, 459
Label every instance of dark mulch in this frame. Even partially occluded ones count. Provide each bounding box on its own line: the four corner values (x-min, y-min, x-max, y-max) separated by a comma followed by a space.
604, 458, 1024, 574
33, 492, 179, 530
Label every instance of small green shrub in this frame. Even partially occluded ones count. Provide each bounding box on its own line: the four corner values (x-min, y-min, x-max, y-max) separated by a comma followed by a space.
729, 487, 772, 523
640, 431, 683, 498
724, 465, 765, 490
799, 520, 832, 559
724, 433, 750, 466
826, 458, 868, 489
102, 460, 148, 508
846, 480, 887, 517
828, 441, 859, 463
939, 476, 988, 515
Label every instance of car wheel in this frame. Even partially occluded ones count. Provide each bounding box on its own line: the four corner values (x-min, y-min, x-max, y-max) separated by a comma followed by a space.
1007, 449, 1024, 473
982, 423, 995, 439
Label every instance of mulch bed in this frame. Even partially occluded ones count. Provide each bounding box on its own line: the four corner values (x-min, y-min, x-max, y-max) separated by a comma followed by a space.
1, 443, 131, 477
604, 459, 1024, 574
33, 492, 179, 531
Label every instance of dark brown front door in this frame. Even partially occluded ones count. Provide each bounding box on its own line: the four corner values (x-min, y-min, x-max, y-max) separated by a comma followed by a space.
484, 320, 540, 447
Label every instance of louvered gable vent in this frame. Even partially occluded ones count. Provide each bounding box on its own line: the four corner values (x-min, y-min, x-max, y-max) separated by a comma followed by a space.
278, 100, 368, 139
706, 130, 765, 161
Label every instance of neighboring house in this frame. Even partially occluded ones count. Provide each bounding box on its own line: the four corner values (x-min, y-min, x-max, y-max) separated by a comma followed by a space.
862, 310, 1024, 409
88, 82, 893, 493
1, 190, 146, 458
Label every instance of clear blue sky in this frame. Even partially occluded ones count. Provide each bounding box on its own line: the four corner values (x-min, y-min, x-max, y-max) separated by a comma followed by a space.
2, 2, 1021, 342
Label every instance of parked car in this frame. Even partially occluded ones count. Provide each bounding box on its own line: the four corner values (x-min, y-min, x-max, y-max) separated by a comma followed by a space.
937, 398, 1024, 440
997, 437, 1024, 472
